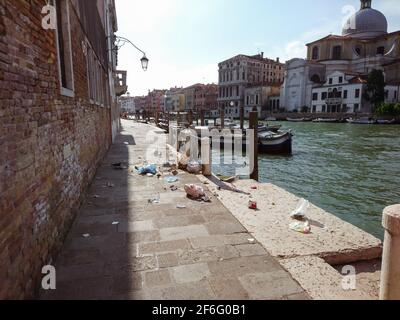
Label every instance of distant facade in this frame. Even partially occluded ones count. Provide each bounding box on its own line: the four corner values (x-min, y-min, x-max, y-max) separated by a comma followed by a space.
163, 87, 183, 112
217, 53, 284, 117
243, 85, 281, 118
134, 96, 147, 112
281, 0, 400, 113
148, 89, 167, 114
119, 95, 136, 113
311, 71, 368, 113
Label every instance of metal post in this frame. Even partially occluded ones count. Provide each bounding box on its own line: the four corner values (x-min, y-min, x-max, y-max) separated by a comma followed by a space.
380, 204, 400, 300
249, 107, 259, 181
240, 105, 244, 130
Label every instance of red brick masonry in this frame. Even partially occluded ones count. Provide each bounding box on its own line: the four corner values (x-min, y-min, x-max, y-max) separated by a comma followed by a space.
0, 0, 113, 298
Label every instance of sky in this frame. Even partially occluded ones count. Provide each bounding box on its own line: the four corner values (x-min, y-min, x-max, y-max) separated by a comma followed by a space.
115, 0, 400, 96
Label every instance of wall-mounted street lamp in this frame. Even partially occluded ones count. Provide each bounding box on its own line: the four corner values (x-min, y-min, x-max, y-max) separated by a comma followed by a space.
110, 35, 149, 71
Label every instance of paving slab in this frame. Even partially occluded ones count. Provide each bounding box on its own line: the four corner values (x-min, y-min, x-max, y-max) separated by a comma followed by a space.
40, 120, 308, 300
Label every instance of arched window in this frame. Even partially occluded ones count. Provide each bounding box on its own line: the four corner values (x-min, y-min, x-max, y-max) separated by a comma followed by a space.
312, 47, 319, 60
332, 45, 342, 60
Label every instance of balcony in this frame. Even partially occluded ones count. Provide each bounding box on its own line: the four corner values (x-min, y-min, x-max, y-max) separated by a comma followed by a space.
115, 70, 128, 96
326, 97, 342, 105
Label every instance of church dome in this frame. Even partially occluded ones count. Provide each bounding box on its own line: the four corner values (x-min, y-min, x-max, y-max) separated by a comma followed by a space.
342, 0, 388, 39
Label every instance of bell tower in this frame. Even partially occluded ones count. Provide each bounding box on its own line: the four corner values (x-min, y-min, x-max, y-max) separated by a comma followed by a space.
361, 0, 372, 9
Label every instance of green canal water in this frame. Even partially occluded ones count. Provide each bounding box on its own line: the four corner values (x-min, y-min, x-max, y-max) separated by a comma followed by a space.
212, 122, 400, 239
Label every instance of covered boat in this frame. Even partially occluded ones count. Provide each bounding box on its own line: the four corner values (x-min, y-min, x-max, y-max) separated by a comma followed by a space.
257, 130, 293, 154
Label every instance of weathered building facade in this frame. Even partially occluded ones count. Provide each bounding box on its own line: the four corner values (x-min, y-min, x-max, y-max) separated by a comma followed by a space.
281, 0, 400, 113
217, 53, 284, 117
0, 0, 122, 298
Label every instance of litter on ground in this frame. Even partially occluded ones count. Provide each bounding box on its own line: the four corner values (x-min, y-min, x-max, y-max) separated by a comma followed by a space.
165, 176, 179, 183
136, 164, 157, 175
289, 221, 311, 234
290, 198, 309, 220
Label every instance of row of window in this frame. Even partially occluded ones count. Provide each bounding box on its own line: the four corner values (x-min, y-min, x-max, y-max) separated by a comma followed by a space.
312, 88, 360, 101
246, 95, 259, 106
219, 86, 240, 99
311, 104, 359, 113
55, 0, 109, 105
312, 45, 386, 60
219, 71, 280, 83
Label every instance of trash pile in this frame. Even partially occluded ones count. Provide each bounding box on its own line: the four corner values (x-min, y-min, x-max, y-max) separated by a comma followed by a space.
289, 198, 311, 234
136, 164, 157, 176
184, 184, 211, 202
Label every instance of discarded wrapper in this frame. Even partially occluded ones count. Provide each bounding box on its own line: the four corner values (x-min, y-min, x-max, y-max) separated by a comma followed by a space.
184, 184, 205, 199
165, 176, 179, 183
248, 200, 257, 210
289, 221, 311, 234
187, 161, 201, 174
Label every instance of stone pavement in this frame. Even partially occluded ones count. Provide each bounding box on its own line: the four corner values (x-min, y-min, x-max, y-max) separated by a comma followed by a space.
40, 120, 309, 300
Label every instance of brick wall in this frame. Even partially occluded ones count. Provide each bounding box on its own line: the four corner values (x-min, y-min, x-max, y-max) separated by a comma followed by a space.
0, 0, 113, 299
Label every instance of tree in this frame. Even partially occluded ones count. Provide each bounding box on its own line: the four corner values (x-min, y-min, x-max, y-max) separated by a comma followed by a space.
300, 106, 309, 113
363, 69, 386, 112
376, 103, 400, 117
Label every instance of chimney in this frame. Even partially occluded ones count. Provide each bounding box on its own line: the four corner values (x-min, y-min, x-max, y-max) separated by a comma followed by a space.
261, 52, 264, 58
276, 57, 280, 63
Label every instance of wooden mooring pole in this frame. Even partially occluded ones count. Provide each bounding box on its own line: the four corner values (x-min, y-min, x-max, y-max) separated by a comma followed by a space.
249, 107, 259, 181
240, 105, 244, 130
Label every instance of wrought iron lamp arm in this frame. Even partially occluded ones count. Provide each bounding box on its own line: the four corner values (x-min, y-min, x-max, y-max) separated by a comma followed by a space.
113, 36, 146, 56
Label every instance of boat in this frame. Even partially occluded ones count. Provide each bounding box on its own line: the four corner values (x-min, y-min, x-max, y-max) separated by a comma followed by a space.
312, 118, 338, 123
258, 124, 282, 133
347, 117, 376, 124
265, 117, 277, 121
376, 119, 396, 125
287, 117, 312, 122
258, 130, 293, 154
287, 117, 305, 122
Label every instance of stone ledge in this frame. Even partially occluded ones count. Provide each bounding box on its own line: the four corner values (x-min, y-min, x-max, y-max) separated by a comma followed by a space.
198, 177, 382, 265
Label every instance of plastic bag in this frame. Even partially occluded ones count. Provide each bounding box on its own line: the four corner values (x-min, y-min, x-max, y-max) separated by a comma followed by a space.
165, 176, 179, 183
184, 184, 205, 199
137, 164, 157, 175
289, 221, 311, 234
187, 161, 201, 174
290, 198, 309, 219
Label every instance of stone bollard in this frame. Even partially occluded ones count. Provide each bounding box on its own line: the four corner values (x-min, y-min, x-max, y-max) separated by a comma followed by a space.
380, 204, 400, 300
201, 137, 212, 176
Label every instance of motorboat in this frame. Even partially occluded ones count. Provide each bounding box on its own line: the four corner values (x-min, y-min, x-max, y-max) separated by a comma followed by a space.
287, 117, 312, 122
376, 119, 396, 125
347, 117, 376, 125
312, 118, 338, 123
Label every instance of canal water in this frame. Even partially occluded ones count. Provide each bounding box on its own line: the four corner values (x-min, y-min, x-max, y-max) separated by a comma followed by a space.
212, 122, 400, 239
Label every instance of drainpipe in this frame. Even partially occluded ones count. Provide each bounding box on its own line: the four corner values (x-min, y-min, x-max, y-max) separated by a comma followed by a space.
380, 204, 400, 300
